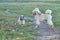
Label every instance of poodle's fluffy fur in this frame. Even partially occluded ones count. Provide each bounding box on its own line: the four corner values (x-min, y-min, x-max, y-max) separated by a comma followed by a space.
32, 8, 45, 28
18, 15, 25, 24
32, 8, 54, 30
45, 9, 54, 30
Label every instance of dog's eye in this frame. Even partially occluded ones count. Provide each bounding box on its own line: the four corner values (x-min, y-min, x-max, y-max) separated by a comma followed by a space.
35, 13, 36, 15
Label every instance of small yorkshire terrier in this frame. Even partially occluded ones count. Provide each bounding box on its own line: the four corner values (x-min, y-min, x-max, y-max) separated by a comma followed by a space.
18, 15, 25, 25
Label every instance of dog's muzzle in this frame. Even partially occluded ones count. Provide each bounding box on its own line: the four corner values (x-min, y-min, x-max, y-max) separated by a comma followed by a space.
32, 13, 36, 16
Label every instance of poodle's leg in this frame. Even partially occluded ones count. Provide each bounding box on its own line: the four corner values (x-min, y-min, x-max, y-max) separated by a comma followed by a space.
35, 25, 39, 29
35, 20, 40, 29
49, 24, 56, 32
47, 20, 55, 32
35, 25, 40, 30
51, 25, 56, 32
35, 24, 38, 29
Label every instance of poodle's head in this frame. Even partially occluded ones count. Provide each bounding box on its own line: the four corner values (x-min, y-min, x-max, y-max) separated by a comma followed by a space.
32, 8, 41, 16
45, 9, 52, 14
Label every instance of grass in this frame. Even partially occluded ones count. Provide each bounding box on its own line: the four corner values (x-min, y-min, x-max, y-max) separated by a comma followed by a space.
0, 1, 60, 40
0, 28, 37, 40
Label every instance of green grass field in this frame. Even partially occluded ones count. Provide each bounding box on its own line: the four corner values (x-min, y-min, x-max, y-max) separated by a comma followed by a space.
0, 1, 60, 40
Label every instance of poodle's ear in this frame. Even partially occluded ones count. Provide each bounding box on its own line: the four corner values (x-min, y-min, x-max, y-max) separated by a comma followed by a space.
32, 10, 36, 16
32, 12, 35, 16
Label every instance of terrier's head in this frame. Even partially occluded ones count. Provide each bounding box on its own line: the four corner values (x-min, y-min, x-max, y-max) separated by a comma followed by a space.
19, 15, 24, 20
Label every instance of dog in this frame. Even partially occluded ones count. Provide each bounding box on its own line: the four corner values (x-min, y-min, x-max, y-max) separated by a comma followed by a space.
18, 15, 25, 25
45, 9, 55, 32
32, 8, 55, 31
32, 8, 45, 28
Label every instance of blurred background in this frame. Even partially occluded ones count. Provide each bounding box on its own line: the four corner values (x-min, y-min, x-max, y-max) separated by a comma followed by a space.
0, 0, 60, 40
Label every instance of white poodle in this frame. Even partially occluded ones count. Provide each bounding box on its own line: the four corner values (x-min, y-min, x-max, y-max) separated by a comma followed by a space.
32, 8, 45, 28
18, 15, 25, 25
45, 9, 53, 26
45, 9, 55, 31
32, 8, 55, 31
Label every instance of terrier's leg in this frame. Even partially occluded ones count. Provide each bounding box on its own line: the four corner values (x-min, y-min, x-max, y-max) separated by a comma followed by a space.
18, 20, 22, 24
22, 20, 25, 24
21, 20, 23, 24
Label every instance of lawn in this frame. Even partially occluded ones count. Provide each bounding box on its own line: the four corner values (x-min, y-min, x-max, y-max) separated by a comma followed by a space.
0, 1, 60, 40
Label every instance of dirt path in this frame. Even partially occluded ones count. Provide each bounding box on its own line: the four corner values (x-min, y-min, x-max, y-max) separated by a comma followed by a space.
25, 17, 60, 40
33, 21, 60, 40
